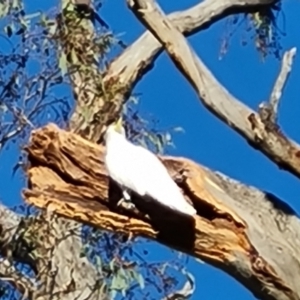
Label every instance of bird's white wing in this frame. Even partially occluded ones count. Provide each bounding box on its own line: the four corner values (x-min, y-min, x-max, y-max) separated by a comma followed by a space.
128, 144, 196, 215
105, 132, 196, 216
105, 137, 148, 196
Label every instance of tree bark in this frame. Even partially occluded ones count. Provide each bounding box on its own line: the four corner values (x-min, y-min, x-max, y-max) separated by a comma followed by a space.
23, 123, 300, 300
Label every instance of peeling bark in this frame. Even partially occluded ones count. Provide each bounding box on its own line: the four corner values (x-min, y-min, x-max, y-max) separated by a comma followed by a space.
24, 124, 300, 300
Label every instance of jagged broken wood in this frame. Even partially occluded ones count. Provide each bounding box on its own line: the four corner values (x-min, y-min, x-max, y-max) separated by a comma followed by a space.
23, 124, 300, 300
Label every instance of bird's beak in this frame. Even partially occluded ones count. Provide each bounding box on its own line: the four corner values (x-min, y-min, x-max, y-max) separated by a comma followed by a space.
114, 117, 123, 133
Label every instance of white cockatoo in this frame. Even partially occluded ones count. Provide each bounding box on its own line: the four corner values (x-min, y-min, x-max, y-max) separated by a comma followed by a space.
104, 118, 197, 216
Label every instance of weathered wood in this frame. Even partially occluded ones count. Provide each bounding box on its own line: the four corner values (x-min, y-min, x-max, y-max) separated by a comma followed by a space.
24, 124, 300, 300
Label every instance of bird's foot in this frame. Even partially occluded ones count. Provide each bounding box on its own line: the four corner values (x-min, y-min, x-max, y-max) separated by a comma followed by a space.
117, 197, 136, 210
117, 190, 136, 210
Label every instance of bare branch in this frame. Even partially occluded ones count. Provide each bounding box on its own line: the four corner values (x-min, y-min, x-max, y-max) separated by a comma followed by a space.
269, 47, 297, 123
23, 124, 300, 300
258, 47, 297, 128
65, 0, 278, 143
126, 0, 300, 180
107, 0, 277, 90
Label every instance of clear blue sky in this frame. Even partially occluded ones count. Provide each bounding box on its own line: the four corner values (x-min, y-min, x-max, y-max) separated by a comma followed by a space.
1, 0, 300, 299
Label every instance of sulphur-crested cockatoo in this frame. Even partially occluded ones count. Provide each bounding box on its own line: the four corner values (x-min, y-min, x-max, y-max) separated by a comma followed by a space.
104, 118, 197, 216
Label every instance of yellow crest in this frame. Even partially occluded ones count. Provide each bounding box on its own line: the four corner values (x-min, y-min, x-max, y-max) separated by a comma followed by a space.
113, 117, 123, 133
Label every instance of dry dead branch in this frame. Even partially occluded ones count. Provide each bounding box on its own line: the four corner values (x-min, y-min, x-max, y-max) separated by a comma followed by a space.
127, 0, 300, 181
23, 124, 300, 300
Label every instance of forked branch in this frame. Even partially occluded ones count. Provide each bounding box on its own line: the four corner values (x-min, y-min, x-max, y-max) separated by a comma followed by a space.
127, 0, 300, 180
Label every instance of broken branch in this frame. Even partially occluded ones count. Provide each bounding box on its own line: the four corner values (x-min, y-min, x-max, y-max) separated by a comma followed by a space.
23, 124, 300, 300
269, 47, 297, 123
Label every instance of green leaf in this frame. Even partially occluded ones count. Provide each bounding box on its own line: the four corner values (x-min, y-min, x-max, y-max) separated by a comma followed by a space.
0, 3, 8, 18
39, 13, 47, 26
0, 103, 8, 113
173, 126, 185, 133
132, 270, 145, 289
61, 0, 74, 11
4, 25, 13, 37
118, 267, 126, 279
12, 0, 20, 9
71, 48, 79, 65
109, 258, 115, 272
111, 272, 128, 291
136, 273, 145, 289
110, 290, 117, 300
48, 22, 57, 36
59, 52, 67, 76
95, 255, 102, 270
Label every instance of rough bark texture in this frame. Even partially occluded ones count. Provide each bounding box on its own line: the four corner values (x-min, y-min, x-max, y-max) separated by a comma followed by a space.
24, 124, 300, 300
